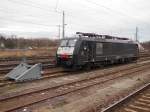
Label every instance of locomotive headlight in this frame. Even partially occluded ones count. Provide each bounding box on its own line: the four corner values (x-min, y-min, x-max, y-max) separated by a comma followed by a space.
57, 47, 61, 54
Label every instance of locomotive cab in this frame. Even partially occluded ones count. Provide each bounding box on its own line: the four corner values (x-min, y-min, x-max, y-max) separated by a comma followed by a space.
56, 38, 77, 67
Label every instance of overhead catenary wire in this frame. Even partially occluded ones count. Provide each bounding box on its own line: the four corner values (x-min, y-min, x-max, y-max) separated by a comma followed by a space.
85, 0, 133, 18
0, 7, 97, 31
55, 0, 60, 12
7, 0, 141, 29
84, 0, 150, 26
5, 0, 114, 21
0, 6, 113, 29
0, 8, 61, 25
3, 0, 150, 40
6, 0, 132, 25
13, 0, 147, 25
7, 0, 150, 26
7, 0, 62, 14
6, 0, 104, 27
0, 16, 57, 28
5, 0, 94, 34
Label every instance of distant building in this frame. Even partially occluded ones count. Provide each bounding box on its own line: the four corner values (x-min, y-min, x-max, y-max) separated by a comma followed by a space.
0, 42, 5, 49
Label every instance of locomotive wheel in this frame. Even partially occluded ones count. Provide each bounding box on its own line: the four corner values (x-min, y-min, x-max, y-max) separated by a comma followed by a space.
85, 63, 92, 70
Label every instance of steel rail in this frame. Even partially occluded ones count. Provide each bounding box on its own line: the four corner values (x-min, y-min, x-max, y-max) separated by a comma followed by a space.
102, 83, 150, 112
0, 63, 150, 111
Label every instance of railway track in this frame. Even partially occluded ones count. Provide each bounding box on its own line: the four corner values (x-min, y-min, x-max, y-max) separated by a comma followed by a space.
0, 52, 149, 75
102, 83, 150, 112
0, 56, 146, 75
0, 58, 54, 67
0, 58, 56, 74
0, 52, 150, 88
0, 55, 54, 62
0, 58, 150, 87
0, 55, 55, 74
0, 56, 148, 75
139, 52, 150, 57
0, 65, 55, 76
139, 57, 150, 62
0, 60, 150, 111
0, 68, 69, 87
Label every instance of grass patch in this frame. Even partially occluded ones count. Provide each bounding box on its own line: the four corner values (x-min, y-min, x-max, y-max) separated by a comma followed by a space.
0, 47, 57, 58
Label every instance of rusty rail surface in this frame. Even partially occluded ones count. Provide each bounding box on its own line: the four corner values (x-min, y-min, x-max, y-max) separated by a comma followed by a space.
0, 62, 150, 111
102, 83, 150, 112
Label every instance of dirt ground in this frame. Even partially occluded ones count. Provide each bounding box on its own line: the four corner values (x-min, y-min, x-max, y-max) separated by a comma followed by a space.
32, 69, 150, 112
0, 62, 138, 95
0, 47, 57, 58
1, 61, 149, 112
0, 61, 150, 112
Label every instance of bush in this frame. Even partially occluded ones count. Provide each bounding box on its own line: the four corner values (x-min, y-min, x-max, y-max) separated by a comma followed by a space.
0, 34, 59, 49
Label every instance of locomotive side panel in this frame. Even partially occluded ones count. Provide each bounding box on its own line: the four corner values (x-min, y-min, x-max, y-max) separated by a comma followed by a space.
95, 42, 139, 63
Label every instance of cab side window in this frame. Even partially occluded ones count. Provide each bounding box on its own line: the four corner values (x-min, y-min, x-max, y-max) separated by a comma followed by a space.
81, 42, 88, 56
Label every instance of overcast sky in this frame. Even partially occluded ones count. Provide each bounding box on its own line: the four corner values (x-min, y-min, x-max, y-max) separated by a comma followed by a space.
0, 0, 149, 41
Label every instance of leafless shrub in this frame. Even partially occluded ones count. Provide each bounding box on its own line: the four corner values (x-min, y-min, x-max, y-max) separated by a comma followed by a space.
0, 34, 59, 49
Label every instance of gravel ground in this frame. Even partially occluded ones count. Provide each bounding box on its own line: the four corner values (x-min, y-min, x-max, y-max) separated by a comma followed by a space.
0, 62, 136, 95
0, 61, 150, 112
31, 69, 150, 112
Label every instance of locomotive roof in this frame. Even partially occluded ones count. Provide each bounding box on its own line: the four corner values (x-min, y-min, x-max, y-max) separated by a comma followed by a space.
79, 37, 137, 44
63, 36, 137, 44
62, 32, 137, 44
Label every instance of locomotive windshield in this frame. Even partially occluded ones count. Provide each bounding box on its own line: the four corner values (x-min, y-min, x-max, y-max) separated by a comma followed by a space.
60, 39, 77, 47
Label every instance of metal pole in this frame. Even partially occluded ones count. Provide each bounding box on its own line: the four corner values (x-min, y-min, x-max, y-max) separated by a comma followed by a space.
62, 11, 65, 38
57, 25, 60, 39
135, 27, 138, 41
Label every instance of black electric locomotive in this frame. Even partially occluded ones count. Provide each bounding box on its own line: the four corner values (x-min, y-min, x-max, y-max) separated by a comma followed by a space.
56, 32, 139, 69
